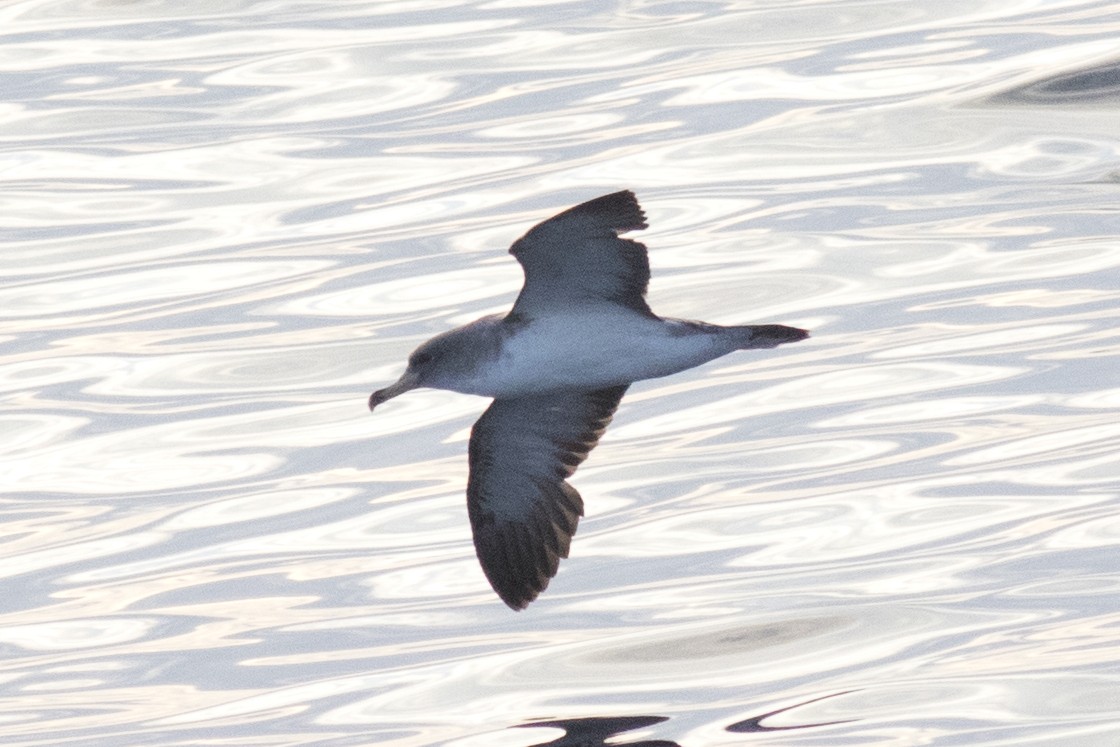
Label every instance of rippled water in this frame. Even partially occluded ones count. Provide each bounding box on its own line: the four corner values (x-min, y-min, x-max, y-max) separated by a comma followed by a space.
3, 1, 1120, 745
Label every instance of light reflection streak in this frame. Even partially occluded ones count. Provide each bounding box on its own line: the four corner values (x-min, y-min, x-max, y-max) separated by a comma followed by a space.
0, 617, 155, 651
0, 261, 332, 317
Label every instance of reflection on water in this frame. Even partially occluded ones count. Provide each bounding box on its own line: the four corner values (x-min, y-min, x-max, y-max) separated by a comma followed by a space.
518, 716, 675, 747
984, 58, 1120, 106
2, 0, 1120, 745
726, 690, 856, 733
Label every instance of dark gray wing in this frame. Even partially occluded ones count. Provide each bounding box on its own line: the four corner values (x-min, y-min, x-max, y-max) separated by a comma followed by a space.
467, 385, 628, 610
509, 191, 653, 318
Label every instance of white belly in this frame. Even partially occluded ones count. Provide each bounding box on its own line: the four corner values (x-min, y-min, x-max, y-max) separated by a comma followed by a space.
476, 313, 730, 397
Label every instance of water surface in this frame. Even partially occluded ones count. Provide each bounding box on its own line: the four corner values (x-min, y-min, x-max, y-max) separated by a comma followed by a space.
2, 1, 1119, 745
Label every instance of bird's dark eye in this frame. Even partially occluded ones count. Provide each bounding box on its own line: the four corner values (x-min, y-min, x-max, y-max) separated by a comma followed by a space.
412, 352, 432, 366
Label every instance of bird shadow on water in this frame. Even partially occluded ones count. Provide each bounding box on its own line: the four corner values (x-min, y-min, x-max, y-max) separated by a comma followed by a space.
512, 691, 856, 746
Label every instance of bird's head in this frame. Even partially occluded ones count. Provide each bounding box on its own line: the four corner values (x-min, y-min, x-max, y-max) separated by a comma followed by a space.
367, 340, 438, 410
368, 328, 479, 410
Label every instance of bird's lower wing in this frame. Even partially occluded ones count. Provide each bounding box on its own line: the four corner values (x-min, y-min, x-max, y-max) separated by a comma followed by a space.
467, 385, 628, 610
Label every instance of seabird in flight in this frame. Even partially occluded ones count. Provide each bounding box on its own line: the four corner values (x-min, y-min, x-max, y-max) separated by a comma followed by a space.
369, 191, 807, 609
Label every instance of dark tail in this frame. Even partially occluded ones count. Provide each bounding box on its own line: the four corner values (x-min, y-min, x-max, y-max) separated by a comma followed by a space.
734, 324, 809, 349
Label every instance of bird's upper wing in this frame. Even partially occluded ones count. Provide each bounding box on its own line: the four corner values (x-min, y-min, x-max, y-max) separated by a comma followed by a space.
509, 190, 653, 318
467, 385, 628, 609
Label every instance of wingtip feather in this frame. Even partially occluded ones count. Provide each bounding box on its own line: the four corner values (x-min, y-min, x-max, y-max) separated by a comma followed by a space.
572, 190, 648, 233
